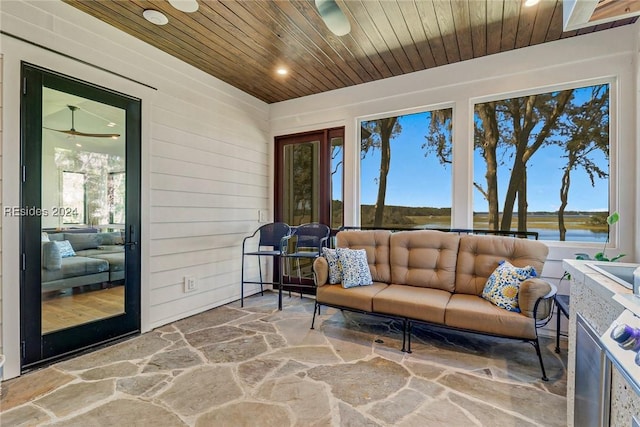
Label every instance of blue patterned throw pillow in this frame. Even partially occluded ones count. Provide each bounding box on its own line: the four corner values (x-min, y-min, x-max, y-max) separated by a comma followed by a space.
336, 248, 373, 289
322, 248, 342, 284
481, 260, 537, 312
54, 240, 76, 258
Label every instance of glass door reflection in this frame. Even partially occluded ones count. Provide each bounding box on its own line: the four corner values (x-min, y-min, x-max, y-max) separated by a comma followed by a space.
41, 87, 126, 334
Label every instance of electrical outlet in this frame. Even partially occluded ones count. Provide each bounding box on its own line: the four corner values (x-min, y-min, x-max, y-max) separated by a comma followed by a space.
258, 209, 268, 223
183, 276, 197, 293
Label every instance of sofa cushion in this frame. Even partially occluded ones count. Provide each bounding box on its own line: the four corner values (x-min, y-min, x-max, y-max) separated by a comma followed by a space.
98, 232, 124, 245
455, 235, 548, 296
337, 230, 391, 283
337, 248, 373, 288
322, 248, 342, 284
373, 285, 451, 324
76, 245, 125, 257
64, 233, 102, 251
444, 294, 537, 339
481, 260, 537, 312
47, 233, 65, 242
390, 230, 459, 292
41, 256, 109, 282
55, 240, 76, 258
90, 252, 125, 273
42, 241, 61, 270
316, 282, 388, 312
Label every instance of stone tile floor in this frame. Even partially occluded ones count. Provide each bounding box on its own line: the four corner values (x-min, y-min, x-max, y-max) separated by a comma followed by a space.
0, 292, 567, 426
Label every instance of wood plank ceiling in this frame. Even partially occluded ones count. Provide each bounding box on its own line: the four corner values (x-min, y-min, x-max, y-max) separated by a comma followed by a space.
64, 0, 637, 104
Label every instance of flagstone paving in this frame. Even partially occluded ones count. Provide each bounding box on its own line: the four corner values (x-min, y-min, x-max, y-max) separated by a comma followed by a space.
0, 292, 567, 426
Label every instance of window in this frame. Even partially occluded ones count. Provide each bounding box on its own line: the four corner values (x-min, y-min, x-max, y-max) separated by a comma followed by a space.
330, 135, 343, 229
108, 171, 126, 224
473, 83, 610, 242
360, 108, 453, 228
275, 128, 344, 228
61, 171, 85, 224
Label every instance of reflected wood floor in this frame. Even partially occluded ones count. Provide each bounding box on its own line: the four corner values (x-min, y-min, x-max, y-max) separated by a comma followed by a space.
41, 286, 125, 334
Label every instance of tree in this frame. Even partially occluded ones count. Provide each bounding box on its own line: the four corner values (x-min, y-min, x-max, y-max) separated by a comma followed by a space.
361, 117, 401, 226
474, 90, 574, 232
558, 85, 609, 240
499, 91, 574, 231
473, 103, 500, 230
423, 109, 453, 165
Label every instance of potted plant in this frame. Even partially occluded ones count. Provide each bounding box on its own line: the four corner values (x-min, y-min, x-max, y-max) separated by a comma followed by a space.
575, 211, 625, 262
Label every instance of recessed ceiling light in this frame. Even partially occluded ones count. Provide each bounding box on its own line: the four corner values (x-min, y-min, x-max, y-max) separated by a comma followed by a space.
107, 122, 116, 128
168, 0, 199, 13
75, 143, 82, 147
276, 68, 288, 76
143, 9, 169, 25
524, 0, 539, 7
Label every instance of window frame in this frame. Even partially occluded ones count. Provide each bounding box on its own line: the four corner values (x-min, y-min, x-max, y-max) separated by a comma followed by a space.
356, 103, 456, 229
469, 76, 618, 248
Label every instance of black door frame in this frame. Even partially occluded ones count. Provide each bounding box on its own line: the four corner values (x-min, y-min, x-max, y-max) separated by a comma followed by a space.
274, 127, 344, 226
274, 127, 344, 294
20, 62, 142, 370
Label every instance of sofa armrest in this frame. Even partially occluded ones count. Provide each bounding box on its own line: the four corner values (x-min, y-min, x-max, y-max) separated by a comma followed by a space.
313, 256, 329, 287
520, 278, 557, 319
42, 241, 62, 270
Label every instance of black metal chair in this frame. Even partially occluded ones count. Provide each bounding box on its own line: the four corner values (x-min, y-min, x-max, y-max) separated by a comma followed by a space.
241, 222, 292, 309
283, 223, 331, 281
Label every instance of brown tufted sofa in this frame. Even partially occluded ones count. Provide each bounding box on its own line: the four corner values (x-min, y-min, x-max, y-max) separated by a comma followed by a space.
311, 229, 557, 380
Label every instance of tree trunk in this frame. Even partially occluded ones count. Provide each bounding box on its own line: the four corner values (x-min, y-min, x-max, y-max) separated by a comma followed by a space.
517, 168, 527, 232
373, 118, 396, 227
476, 104, 500, 230
558, 153, 575, 241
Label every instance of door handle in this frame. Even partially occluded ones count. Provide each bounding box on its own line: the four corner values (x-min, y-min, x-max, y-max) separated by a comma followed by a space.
125, 225, 138, 249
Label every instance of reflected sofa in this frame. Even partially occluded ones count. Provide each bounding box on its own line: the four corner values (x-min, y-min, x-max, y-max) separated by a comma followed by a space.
41, 231, 125, 293
312, 229, 557, 380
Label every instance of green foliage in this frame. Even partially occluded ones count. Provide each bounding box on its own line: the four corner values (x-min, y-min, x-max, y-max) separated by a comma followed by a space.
594, 252, 626, 262
576, 211, 623, 262
607, 211, 620, 226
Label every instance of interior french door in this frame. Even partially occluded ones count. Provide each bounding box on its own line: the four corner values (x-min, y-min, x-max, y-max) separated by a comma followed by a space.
274, 128, 344, 292
20, 63, 141, 370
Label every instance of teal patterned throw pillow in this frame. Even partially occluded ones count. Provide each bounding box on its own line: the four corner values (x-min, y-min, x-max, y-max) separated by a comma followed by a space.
54, 240, 76, 258
336, 248, 373, 289
323, 248, 342, 284
481, 260, 537, 312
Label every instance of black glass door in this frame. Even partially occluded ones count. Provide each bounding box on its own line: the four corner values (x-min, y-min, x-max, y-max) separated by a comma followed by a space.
20, 63, 141, 369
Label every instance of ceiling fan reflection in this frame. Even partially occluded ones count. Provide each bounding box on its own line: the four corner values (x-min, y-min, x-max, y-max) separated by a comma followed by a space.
43, 105, 120, 139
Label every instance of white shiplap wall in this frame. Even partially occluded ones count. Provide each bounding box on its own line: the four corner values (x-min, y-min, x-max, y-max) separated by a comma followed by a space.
0, 0, 269, 379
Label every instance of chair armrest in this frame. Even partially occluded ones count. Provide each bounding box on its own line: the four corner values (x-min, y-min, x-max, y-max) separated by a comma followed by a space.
313, 257, 329, 287
520, 278, 557, 319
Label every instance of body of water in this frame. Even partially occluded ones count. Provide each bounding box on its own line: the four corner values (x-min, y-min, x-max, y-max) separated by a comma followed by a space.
417, 222, 608, 243
533, 228, 607, 242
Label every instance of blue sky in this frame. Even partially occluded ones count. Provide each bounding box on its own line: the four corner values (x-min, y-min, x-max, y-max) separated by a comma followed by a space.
360, 94, 609, 212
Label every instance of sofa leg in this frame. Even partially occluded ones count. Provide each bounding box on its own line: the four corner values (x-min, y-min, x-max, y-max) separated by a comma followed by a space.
532, 338, 549, 381
402, 319, 411, 353
401, 319, 407, 352
311, 302, 319, 330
